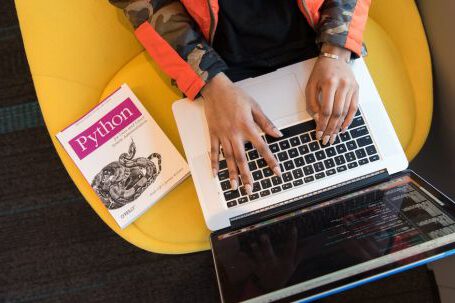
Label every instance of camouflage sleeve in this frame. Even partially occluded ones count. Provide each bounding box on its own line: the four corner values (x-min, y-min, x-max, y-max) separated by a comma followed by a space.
109, 0, 227, 89
315, 0, 370, 58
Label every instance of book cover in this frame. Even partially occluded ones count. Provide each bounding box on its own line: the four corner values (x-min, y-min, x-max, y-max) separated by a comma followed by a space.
56, 84, 190, 229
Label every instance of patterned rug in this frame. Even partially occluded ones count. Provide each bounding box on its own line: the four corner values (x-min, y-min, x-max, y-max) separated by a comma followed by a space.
0, 1, 441, 302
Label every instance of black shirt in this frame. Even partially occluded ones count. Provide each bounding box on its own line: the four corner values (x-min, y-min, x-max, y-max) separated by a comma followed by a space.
212, 0, 319, 82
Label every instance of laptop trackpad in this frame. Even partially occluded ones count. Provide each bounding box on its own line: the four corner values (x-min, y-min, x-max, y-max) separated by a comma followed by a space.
237, 72, 310, 124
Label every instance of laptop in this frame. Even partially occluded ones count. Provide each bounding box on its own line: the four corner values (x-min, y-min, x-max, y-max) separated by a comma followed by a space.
172, 58, 455, 302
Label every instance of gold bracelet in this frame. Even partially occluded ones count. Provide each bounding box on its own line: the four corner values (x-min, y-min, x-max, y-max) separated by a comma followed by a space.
319, 52, 351, 64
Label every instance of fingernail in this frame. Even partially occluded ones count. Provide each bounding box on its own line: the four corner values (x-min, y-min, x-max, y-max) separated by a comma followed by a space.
273, 127, 284, 137
329, 134, 337, 145
230, 179, 238, 190
322, 135, 330, 145
212, 169, 218, 178
316, 131, 323, 140
245, 184, 253, 195
342, 127, 348, 134
272, 165, 282, 176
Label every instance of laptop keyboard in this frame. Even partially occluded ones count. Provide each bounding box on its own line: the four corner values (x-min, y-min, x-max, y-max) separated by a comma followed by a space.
217, 110, 380, 208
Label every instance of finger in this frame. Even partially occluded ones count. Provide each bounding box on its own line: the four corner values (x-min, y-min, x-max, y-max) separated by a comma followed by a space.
221, 139, 239, 190
210, 135, 220, 177
322, 86, 348, 145
332, 90, 353, 142
250, 133, 281, 176
341, 87, 359, 132
316, 82, 336, 141
305, 80, 320, 118
232, 138, 254, 195
252, 105, 283, 138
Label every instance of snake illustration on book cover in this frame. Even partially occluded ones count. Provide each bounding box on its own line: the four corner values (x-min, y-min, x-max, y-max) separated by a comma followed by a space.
91, 139, 162, 210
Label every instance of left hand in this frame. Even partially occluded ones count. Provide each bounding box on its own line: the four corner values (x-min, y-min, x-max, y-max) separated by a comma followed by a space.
305, 43, 359, 145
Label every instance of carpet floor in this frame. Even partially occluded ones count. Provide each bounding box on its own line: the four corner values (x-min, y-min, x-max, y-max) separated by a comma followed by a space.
0, 1, 441, 302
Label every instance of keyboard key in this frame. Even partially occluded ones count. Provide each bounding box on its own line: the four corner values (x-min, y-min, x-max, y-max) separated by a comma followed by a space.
269, 143, 280, 153
219, 159, 227, 170
282, 183, 293, 190
271, 186, 282, 194
359, 158, 369, 165
350, 116, 365, 129
278, 151, 289, 161
336, 144, 347, 154
293, 179, 304, 186
253, 182, 261, 192
345, 152, 356, 162
350, 126, 368, 138
326, 169, 336, 176
304, 154, 316, 163
263, 167, 274, 177
315, 150, 326, 160
303, 165, 314, 175
249, 193, 260, 200
314, 162, 325, 172
300, 133, 311, 143
279, 140, 290, 150
218, 170, 229, 181
324, 158, 335, 168
339, 132, 351, 142
248, 150, 259, 160
239, 186, 247, 196
366, 145, 377, 155
283, 160, 295, 171
290, 137, 300, 147
337, 165, 347, 173
369, 155, 380, 162
260, 190, 271, 197
292, 168, 304, 179
357, 135, 373, 147
271, 176, 283, 186
283, 172, 293, 182
315, 172, 325, 179
355, 148, 367, 159
244, 142, 253, 151
248, 161, 258, 171
224, 190, 240, 201
261, 179, 272, 189
298, 145, 310, 155
227, 201, 237, 208
355, 109, 361, 117
238, 197, 248, 204
348, 162, 358, 169
294, 157, 305, 167
309, 141, 320, 151
257, 158, 267, 168
346, 140, 357, 151
304, 176, 315, 183
288, 148, 299, 158
252, 170, 263, 181
334, 155, 346, 165
326, 147, 336, 157
220, 180, 231, 191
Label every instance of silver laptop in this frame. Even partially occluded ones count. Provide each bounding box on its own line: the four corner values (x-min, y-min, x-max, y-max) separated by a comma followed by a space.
172, 58, 455, 302
173, 58, 407, 231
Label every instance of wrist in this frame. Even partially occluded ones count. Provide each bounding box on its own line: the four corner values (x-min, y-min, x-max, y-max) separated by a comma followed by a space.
321, 43, 351, 63
201, 72, 232, 99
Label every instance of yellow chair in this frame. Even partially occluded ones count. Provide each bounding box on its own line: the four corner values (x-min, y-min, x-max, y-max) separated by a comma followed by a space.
15, 0, 432, 254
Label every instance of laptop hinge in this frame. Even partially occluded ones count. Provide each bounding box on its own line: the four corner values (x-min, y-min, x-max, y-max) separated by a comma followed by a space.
229, 169, 390, 229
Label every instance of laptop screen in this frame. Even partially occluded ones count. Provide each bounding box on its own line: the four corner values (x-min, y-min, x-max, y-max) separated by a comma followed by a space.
210, 171, 455, 303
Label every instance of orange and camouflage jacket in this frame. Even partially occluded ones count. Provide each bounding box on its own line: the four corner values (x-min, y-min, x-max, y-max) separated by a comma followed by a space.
109, 0, 371, 100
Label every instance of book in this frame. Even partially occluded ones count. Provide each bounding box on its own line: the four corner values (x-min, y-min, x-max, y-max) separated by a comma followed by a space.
56, 84, 190, 229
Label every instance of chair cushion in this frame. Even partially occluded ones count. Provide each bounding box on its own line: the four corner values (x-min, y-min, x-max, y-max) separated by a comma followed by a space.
99, 16, 432, 254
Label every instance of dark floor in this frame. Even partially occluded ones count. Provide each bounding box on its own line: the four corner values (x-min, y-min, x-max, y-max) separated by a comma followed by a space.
0, 1, 442, 303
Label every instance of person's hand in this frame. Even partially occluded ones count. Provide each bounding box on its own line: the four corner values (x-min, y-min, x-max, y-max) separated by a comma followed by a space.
201, 73, 283, 195
305, 43, 359, 145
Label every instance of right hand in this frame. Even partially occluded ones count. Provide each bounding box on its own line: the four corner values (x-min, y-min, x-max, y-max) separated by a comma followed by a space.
201, 73, 283, 195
